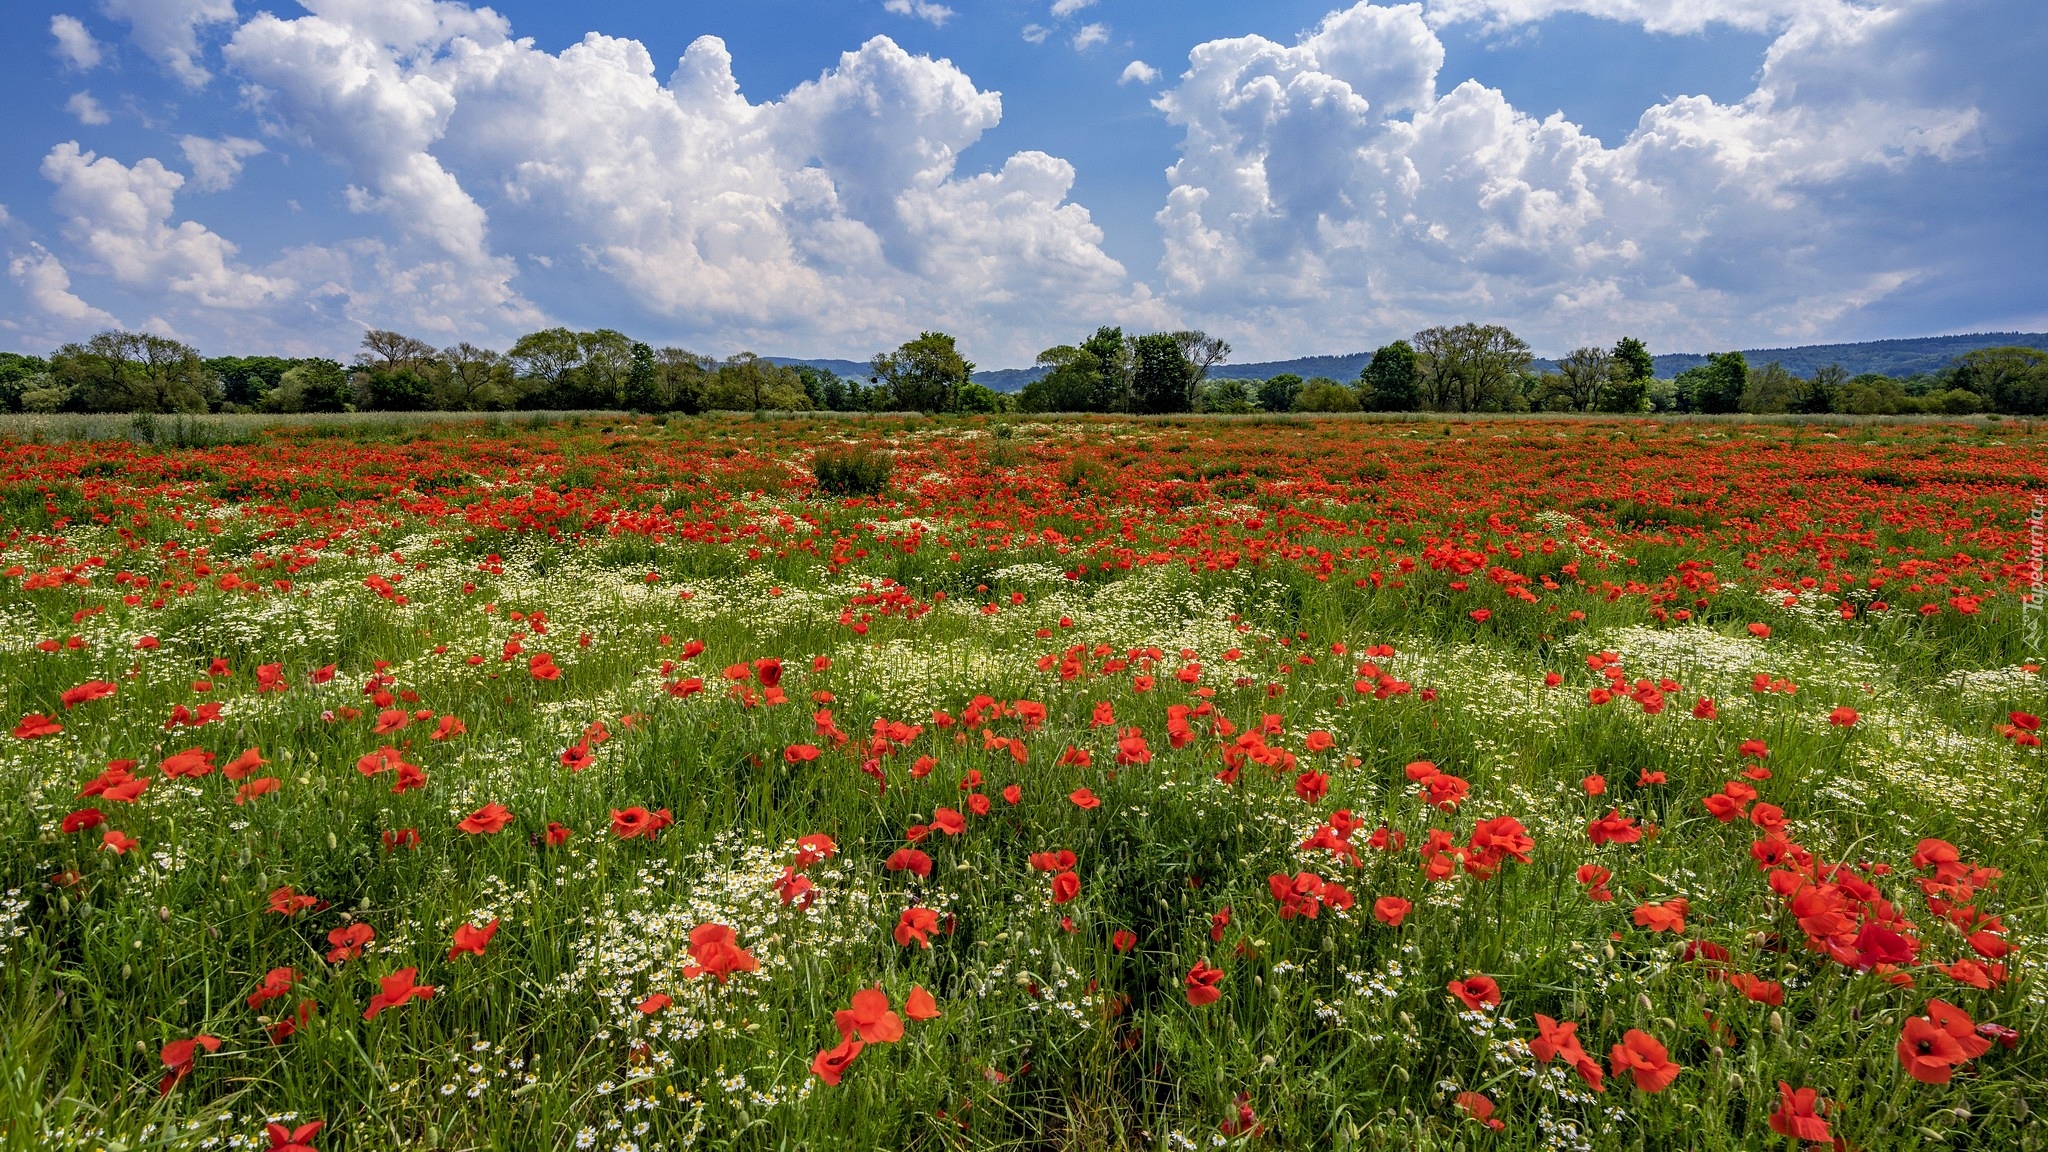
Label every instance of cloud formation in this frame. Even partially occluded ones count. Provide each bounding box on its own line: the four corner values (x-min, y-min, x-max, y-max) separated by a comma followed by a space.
884, 0, 957, 28
179, 136, 266, 192
99, 0, 239, 87
1153, 0, 2022, 355
50, 15, 103, 70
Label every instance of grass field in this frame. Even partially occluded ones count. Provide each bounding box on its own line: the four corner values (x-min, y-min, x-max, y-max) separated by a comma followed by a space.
0, 414, 2041, 1151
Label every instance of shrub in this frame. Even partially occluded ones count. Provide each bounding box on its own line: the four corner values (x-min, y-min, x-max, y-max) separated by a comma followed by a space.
813, 445, 891, 497
1293, 378, 1362, 412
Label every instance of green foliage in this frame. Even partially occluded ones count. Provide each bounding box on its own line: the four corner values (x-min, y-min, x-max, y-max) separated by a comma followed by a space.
362, 368, 434, 412
1197, 378, 1256, 414
1739, 360, 1800, 413
260, 359, 352, 414
1292, 377, 1361, 412
871, 332, 974, 413
1679, 351, 1748, 413
1948, 346, 2048, 415
1132, 332, 1196, 414
0, 353, 50, 414
51, 331, 214, 414
709, 354, 811, 411
1413, 324, 1531, 412
954, 382, 1004, 414
622, 342, 661, 413
811, 443, 892, 496
1258, 373, 1305, 413
1359, 342, 1419, 411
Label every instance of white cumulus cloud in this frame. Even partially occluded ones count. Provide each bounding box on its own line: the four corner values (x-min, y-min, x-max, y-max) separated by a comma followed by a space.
41, 142, 291, 309
209, 4, 1154, 361
1050, 0, 1099, 16
66, 92, 112, 126
179, 136, 266, 192
883, 0, 956, 27
51, 15, 104, 70
99, 0, 239, 87
9, 243, 119, 328
1119, 60, 1161, 85
1071, 23, 1109, 50
1151, 0, 2013, 356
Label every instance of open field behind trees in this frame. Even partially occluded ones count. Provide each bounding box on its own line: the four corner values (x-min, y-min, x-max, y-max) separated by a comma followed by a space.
0, 413, 2043, 1151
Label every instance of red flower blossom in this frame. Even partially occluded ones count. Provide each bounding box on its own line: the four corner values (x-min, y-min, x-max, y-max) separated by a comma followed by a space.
325, 922, 374, 962
458, 802, 514, 834
1896, 999, 1991, 1083
812, 1035, 864, 1085
886, 847, 933, 877
13, 713, 62, 739
1610, 1029, 1683, 1092
610, 806, 673, 839
1068, 787, 1101, 809
905, 984, 941, 1021
158, 1034, 220, 1095
1455, 1091, 1503, 1131
1185, 959, 1225, 1006
362, 967, 435, 1019
895, 907, 941, 948
1051, 870, 1081, 904
1447, 974, 1500, 1011
684, 922, 760, 981
1768, 1083, 1832, 1144
1372, 896, 1411, 927
449, 918, 500, 959
834, 986, 904, 1044
264, 1121, 324, 1152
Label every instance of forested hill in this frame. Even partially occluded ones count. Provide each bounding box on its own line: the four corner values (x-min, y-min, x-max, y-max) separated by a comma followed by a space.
777, 332, 2048, 392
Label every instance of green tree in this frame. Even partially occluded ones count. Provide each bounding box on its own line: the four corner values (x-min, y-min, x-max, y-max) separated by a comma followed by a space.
1413, 324, 1532, 412
1258, 373, 1304, 413
1740, 361, 1800, 413
1674, 352, 1746, 413
1793, 364, 1845, 414
1949, 347, 2048, 414
206, 355, 294, 409
657, 348, 712, 415
1022, 344, 1120, 413
1359, 342, 1419, 411
709, 353, 810, 411
1081, 327, 1133, 412
872, 331, 974, 413
52, 331, 214, 413
1199, 379, 1256, 414
1132, 333, 1196, 414
0, 353, 50, 413
260, 359, 351, 413
1835, 374, 1912, 414
622, 342, 661, 412
509, 328, 584, 409
1293, 377, 1361, 412
1171, 331, 1231, 390
955, 382, 1005, 414
577, 330, 636, 407
1598, 337, 1653, 412
363, 368, 433, 411
1537, 347, 1613, 412
436, 343, 513, 410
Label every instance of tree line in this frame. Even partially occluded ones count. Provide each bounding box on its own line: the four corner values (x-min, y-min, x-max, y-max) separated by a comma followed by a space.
0, 323, 2041, 417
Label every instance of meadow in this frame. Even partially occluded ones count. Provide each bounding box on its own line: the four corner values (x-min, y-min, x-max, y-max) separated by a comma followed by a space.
0, 412, 2041, 1152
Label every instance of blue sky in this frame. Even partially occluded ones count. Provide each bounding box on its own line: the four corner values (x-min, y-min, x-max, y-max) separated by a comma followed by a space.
3, 0, 2043, 366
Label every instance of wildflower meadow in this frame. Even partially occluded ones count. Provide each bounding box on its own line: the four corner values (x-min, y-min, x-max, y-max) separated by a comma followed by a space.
1, 412, 2042, 1152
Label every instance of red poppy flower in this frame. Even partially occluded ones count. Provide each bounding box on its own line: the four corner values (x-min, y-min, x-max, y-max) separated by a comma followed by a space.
895, 907, 941, 948
1112, 929, 1138, 953
101, 829, 139, 854
61, 807, 105, 834
247, 966, 299, 1010
1828, 706, 1859, 727
158, 1034, 220, 1095
1051, 871, 1081, 904
638, 993, 672, 1014
834, 986, 904, 1044
812, 1035, 864, 1085
1768, 1083, 1831, 1144
362, 967, 435, 1020
60, 680, 117, 709
1068, 787, 1101, 809
1587, 809, 1641, 845
449, 918, 500, 959
905, 984, 941, 1021
1455, 1091, 1503, 1130
325, 922, 374, 962
684, 922, 760, 981
1610, 1029, 1682, 1092
13, 713, 62, 739
1632, 899, 1688, 934
267, 886, 318, 916
610, 806, 673, 839
1448, 975, 1500, 1011
459, 802, 514, 834
886, 848, 933, 878
1372, 896, 1411, 927
1185, 959, 1224, 1006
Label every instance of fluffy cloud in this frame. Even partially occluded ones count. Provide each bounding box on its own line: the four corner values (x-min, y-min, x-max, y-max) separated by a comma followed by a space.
66, 92, 111, 126
51, 15, 103, 70
884, 0, 956, 26
1050, 0, 1099, 16
1421, 0, 1827, 34
1071, 23, 1110, 50
41, 142, 291, 309
213, 4, 1150, 360
99, 0, 239, 87
1119, 61, 1162, 85
1153, 0, 2021, 355
9, 243, 119, 328
179, 136, 266, 192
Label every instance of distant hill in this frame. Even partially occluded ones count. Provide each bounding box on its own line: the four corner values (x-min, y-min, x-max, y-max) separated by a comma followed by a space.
773, 332, 2048, 392
1645, 333, 2048, 379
